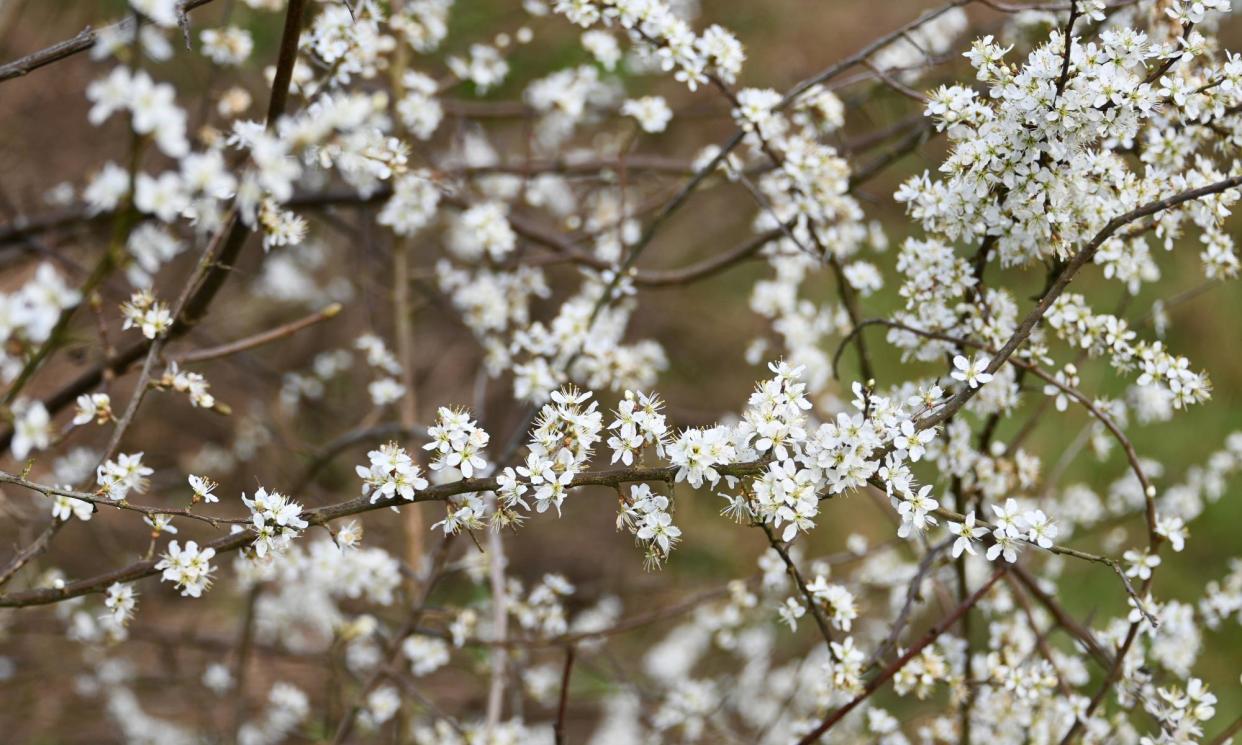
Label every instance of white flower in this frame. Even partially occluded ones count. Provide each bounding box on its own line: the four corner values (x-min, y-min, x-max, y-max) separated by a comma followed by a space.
582, 30, 620, 69
335, 520, 363, 549
1155, 515, 1188, 552
948, 510, 980, 557
103, 582, 138, 626
84, 162, 130, 213
361, 686, 400, 729
155, 540, 216, 597
990, 498, 1025, 537
120, 289, 173, 339
143, 514, 177, 535
243, 487, 309, 558
986, 529, 1022, 564
777, 597, 805, 630
52, 493, 93, 522
200, 27, 254, 66
622, 96, 673, 133
448, 202, 516, 262
893, 420, 935, 462
367, 377, 406, 407
808, 577, 857, 631
950, 354, 994, 389
96, 452, 153, 502
188, 474, 218, 504
896, 484, 939, 538
356, 442, 429, 504
11, 400, 52, 460
402, 636, 450, 676
1024, 509, 1058, 549
167, 363, 215, 408
203, 663, 233, 694
130, 0, 179, 27
626, 483, 681, 563
424, 407, 490, 479
1042, 364, 1080, 412
1123, 548, 1161, 580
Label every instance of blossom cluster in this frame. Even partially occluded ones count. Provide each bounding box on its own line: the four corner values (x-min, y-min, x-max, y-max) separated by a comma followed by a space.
5, 0, 1242, 742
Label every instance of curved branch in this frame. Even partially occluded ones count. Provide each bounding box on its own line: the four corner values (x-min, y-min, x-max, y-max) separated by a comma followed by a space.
0, 460, 767, 608
918, 173, 1242, 432
846, 317, 1156, 535
795, 568, 1007, 745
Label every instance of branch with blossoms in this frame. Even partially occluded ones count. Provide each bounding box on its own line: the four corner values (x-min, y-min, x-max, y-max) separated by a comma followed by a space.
2, 0, 1242, 742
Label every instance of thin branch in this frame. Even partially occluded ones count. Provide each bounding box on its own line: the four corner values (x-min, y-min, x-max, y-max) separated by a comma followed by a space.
778, 0, 974, 108
1010, 564, 1112, 668
294, 422, 429, 493
169, 303, 342, 364
0, 0, 218, 83
761, 523, 836, 650
0, 520, 64, 588
796, 568, 1007, 745
865, 538, 951, 668
329, 534, 453, 744
1004, 572, 1076, 699
918, 173, 1242, 432
231, 586, 261, 742
1209, 713, 1242, 745
844, 316, 1158, 546
1053, 1, 1081, 101
0, 470, 244, 528
0, 460, 767, 607
553, 645, 576, 745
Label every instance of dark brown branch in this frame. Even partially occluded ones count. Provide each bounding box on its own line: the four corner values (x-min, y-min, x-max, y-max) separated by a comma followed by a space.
553, 645, 576, 745
0, 0, 218, 83
761, 523, 837, 650
865, 538, 951, 668
0, 520, 64, 588
796, 568, 1007, 745
0, 460, 766, 608
1053, 1, 1081, 100
1209, 713, 1242, 745
1011, 564, 1112, 668
918, 173, 1242, 432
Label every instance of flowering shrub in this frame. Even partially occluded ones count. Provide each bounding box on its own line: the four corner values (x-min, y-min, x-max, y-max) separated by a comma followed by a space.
2, 0, 1242, 742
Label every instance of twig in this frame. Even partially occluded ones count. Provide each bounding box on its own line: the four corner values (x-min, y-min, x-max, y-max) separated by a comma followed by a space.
796, 568, 1007, 745
0, 459, 764, 605
330, 534, 453, 744
1004, 573, 1075, 699
483, 513, 510, 733
0, 470, 243, 528
170, 303, 342, 364
0, 0, 218, 83
1053, 1, 1081, 101
231, 586, 261, 742
845, 317, 1158, 537
0, 520, 64, 588
1010, 564, 1112, 668
553, 645, 576, 745
760, 523, 836, 651
865, 538, 951, 668
1208, 712, 1242, 745
918, 172, 1242, 433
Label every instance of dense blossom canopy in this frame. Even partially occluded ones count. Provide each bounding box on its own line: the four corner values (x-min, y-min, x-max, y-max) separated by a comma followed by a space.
1, 0, 1242, 743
